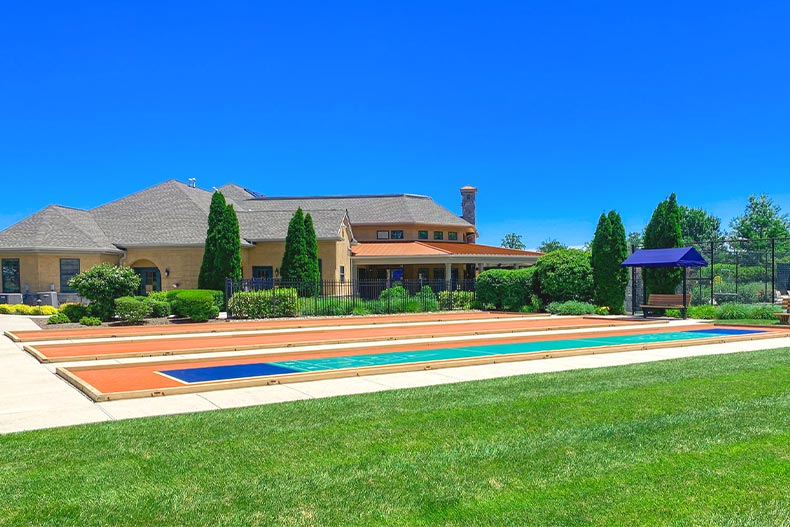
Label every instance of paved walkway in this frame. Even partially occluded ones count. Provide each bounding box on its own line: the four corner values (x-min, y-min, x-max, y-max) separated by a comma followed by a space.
2, 314, 789, 434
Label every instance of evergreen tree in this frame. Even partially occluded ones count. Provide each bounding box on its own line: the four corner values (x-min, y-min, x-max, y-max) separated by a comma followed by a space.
217, 204, 242, 284
591, 213, 613, 308
198, 192, 228, 290
303, 212, 321, 295
591, 211, 629, 314
643, 193, 683, 296
281, 208, 315, 296
607, 210, 629, 314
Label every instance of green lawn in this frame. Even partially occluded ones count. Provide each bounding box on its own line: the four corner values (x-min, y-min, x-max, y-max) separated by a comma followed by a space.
2, 349, 789, 527
714, 318, 781, 326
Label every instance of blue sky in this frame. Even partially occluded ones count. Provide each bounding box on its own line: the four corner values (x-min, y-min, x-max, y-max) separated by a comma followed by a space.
1, 1, 788, 248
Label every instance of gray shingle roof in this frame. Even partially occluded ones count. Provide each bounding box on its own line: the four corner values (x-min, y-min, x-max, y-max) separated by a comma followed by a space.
238, 209, 349, 241
0, 205, 121, 252
237, 194, 473, 227
0, 180, 466, 251
91, 180, 219, 246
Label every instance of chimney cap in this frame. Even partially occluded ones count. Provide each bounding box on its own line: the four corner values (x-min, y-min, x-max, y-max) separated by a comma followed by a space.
460, 185, 478, 191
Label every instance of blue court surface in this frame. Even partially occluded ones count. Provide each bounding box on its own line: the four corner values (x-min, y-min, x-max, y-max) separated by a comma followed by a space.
158, 328, 767, 384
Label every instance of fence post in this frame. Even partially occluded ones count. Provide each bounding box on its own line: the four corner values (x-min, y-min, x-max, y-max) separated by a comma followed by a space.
710, 241, 715, 305
772, 238, 776, 304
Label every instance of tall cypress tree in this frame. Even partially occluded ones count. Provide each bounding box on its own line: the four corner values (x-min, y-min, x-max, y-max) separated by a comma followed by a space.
198, 192, 228, 289
643, 193, 683, 296
217, 204, 242, 284
591, 212, 613, 308
607, 210, 629, 314
303, 212, 321, 295
281, 208, 311, 295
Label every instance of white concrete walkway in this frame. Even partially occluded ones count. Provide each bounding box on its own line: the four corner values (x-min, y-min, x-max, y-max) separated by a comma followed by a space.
2, 314, 789, 435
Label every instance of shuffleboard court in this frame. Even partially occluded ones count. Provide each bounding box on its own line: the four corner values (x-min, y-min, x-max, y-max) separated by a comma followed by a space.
57, 324, 790, 401
5, 311, 535, 342
26, 316, 654, 362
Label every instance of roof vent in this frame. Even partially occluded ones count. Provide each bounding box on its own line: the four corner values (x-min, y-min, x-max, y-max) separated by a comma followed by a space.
188, 178, 197, 188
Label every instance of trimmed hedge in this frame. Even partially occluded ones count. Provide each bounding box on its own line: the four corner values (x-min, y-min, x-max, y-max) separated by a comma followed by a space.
114, 297, 152, 324
533, 249, 594, 304
172, 290, 221, 322
79, 316, 102, 326
0, 304, 59, 316
545, 301, 596, 315
228, 289, 299, 319
475, 268, 534, 311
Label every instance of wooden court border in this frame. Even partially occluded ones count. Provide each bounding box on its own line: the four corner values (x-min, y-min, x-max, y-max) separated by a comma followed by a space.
56, 329, 790, 402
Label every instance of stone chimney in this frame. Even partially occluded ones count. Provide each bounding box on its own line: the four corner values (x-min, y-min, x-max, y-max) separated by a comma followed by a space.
460, 185, 477, 225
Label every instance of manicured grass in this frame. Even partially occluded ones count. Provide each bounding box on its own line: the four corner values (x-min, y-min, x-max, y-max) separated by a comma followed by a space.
2, 349, 789, 526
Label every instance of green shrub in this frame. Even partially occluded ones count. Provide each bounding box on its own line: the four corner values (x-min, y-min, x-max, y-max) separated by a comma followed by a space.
114, 296, 152, 324
145, 298, 171, 318
59, 303, 88, 323
747, 304, 780, 320
687, 305, 718, 319
378, 285, 409, 311
68, 264, 141, 321
718, 303, 750, 320
352, 305, 372, 316
48, 313, 71, 324
594, 306, 610, 315
545, 300, 596, 315
665, 309, 682, 318
172, 290, 221, 321
228, 289, 299, 319
438, 290, 475, 310
147, 291, 170, 303
299, 297, 353, 316
475, 268, 534, 311
167, 289, 223, 317
79, 316, 102, 326
413, 286, 439, 312
533, 249, 594, 304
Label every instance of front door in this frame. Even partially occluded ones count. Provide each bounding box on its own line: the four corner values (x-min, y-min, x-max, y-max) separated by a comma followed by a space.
134, 267, 161, 296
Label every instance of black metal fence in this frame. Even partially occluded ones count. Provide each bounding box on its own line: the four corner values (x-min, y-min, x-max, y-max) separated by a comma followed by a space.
225, 278, 477, 317
626, 237, 790, 312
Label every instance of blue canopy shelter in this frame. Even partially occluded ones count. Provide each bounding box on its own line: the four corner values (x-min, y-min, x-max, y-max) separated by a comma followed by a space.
621, 247, 709, 318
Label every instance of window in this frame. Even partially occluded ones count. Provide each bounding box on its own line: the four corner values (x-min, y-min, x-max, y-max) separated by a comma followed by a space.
418, 267, 429, 280
252, 266, 273, 279
1, 258, 20, 293
433, 268, 445, 280
59, 259, 80, 293
376, 230, 390, 239
390, 230, 404, 240
340, 265, 345, 283
433, 231, 444, 240
418, 230, 428, 240
448, 231, 458, 241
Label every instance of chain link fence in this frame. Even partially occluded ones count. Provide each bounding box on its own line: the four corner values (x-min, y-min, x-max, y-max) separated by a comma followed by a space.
625, 237, 790, 313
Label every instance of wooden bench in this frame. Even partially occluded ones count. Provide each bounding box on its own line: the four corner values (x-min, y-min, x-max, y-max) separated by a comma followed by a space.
774, 298, 790, 325
641, 293, 692, 318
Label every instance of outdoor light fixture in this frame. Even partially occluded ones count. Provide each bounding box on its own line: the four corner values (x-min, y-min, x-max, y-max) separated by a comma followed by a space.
165, 268, 170, 277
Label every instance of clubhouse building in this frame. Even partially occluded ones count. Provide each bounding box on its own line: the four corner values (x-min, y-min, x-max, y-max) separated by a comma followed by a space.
0, 180, 540, 303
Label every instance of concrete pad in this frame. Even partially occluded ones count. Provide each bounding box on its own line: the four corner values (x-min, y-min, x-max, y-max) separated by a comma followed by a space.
365, 370, 460, 389
0, 407, 109, 435
286, 376, 391, 398
97, 394, 220, 420
199, 384, 312, 409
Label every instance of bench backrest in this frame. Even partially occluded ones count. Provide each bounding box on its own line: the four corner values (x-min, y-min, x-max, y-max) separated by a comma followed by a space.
782, 297, 790, 311
645, 293, 692, 306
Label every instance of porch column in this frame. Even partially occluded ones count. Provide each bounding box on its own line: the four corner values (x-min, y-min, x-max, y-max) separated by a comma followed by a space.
445, 262, 452, 290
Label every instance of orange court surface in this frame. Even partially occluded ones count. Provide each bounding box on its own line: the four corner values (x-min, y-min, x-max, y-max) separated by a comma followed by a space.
41, 313, 790, 402
24, 314, 655, 363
